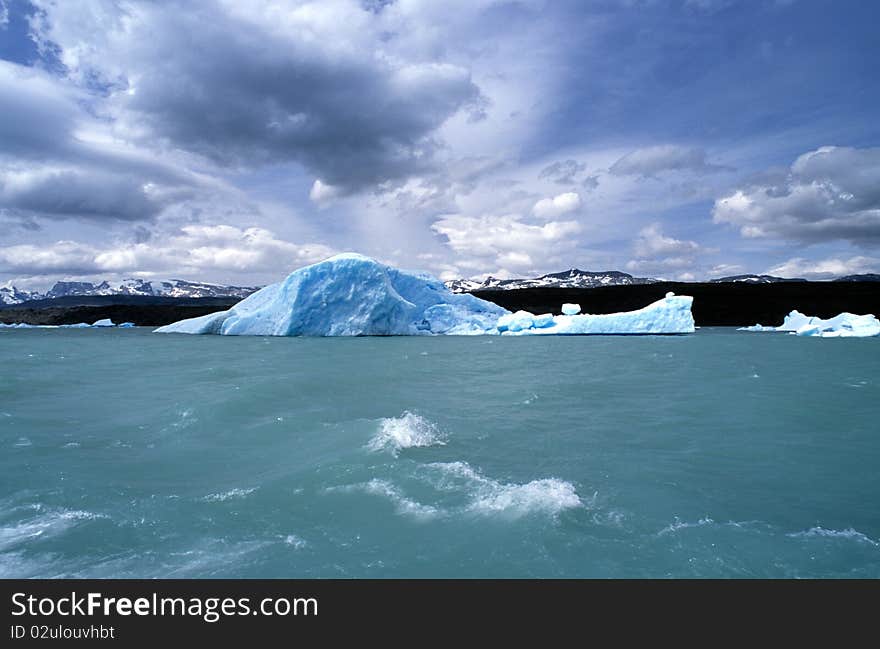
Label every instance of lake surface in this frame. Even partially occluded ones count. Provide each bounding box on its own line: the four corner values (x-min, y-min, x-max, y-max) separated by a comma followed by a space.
1, 327, 878, 578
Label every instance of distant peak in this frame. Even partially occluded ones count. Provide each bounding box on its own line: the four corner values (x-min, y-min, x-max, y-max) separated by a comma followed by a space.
444, 268, 656, 292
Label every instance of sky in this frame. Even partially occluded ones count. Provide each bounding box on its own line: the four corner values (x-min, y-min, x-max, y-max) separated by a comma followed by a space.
1, 0, 879, 290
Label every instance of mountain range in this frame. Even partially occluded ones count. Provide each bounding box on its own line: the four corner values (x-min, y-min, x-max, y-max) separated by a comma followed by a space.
444, 269, 660, 293
0, 279, 259, 306
2, 270, 877, 305
446, 270, 879, 292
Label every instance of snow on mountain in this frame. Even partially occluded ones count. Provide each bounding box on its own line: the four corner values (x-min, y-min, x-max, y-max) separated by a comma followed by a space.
0, 279, 260, 304
0, 285, 41, 305
444, 269, 659, 293
150, 280, 259, 299
708, 274, 806, 284
45, 281, 116, 298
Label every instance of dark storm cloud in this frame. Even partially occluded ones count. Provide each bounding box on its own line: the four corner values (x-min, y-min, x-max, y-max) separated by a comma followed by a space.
0, 169, 163, 221
32, 1, 483, 191
0, 61, 78, 160
0, 60, 214, 224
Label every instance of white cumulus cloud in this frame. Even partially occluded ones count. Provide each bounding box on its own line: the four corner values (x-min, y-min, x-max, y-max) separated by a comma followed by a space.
766, 255, 880, 279
432, 213, 581, 275
713, 146, 880, 245
532, 192, 581, 219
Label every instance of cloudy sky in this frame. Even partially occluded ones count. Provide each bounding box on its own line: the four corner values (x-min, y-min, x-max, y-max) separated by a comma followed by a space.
1, 0, 878, 289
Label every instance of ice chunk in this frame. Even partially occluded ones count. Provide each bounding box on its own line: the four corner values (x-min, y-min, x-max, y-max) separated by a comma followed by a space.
501, 292, 695, 335
0, 320, 127, 329
155, 253, 508, 336
741, 309, 880, 338
793, 313, 880, 337
118, 322, 136, 328
496, 310, 536, 333
777, 310, 813, 332
561, 303, 581, 315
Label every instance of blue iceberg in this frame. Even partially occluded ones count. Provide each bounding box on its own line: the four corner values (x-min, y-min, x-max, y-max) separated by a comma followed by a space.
497, 293, 695, 335
741, 310, 880, 337
155, 254, 696, 337
155, 254, 508, 336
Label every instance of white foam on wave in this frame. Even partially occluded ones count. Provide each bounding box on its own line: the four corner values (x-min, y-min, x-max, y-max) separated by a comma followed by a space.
162, 539, 271, 578
281, 534, 308, 550
336, 480, 440, 520
658, 517, 716, 535
787, 527, 879, 546
201, 487, 257, 502
657, 517, 768, 538
367, 412, 446, 456
0, 509, 106, 552
425, 461, 582, 519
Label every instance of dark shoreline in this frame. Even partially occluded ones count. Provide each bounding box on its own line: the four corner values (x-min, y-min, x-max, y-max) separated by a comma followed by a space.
0, 282, 877, 327
474, 281, 880, 327
0, 296, 240, 327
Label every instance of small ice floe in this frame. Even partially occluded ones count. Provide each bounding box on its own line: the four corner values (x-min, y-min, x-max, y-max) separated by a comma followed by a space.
741, 310, 880, 338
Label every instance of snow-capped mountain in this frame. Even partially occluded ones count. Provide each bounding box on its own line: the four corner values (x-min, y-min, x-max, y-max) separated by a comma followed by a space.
1, 279, 260, 304
45, 281, 117, 299
444, 269, 659, 293
708, 274, 806, 283
0, 285, 42, 305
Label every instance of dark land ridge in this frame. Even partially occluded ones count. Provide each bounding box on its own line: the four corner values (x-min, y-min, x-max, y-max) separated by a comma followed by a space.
0, 282, 877, 327
0, 295, 240, 327
474, 281, 880, 327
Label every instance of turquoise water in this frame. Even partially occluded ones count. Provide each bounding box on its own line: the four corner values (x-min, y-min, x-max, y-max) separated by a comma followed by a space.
1, 327, 878, 578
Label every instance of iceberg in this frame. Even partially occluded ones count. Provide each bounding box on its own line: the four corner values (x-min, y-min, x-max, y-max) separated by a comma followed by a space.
155, 253, 508, 336
740, 310, 880, 338
497, 293, 695, 335
155, 255, 697, 337
0, 322, 40, 329
0, 320, 130, 329
561, 303, 581, 315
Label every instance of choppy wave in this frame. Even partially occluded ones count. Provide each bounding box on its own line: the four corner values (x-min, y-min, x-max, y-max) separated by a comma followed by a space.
0, 509, 106, 552
201, 487, 257, 502
281, 534, 308, 549
334, 480, 440, 520
658, 517, 717, 535
367, 412, 446, 456
656, 517, 760, 536
424, 461, 582, 519
787, 527, 879, 546
161, 539, 271, 578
